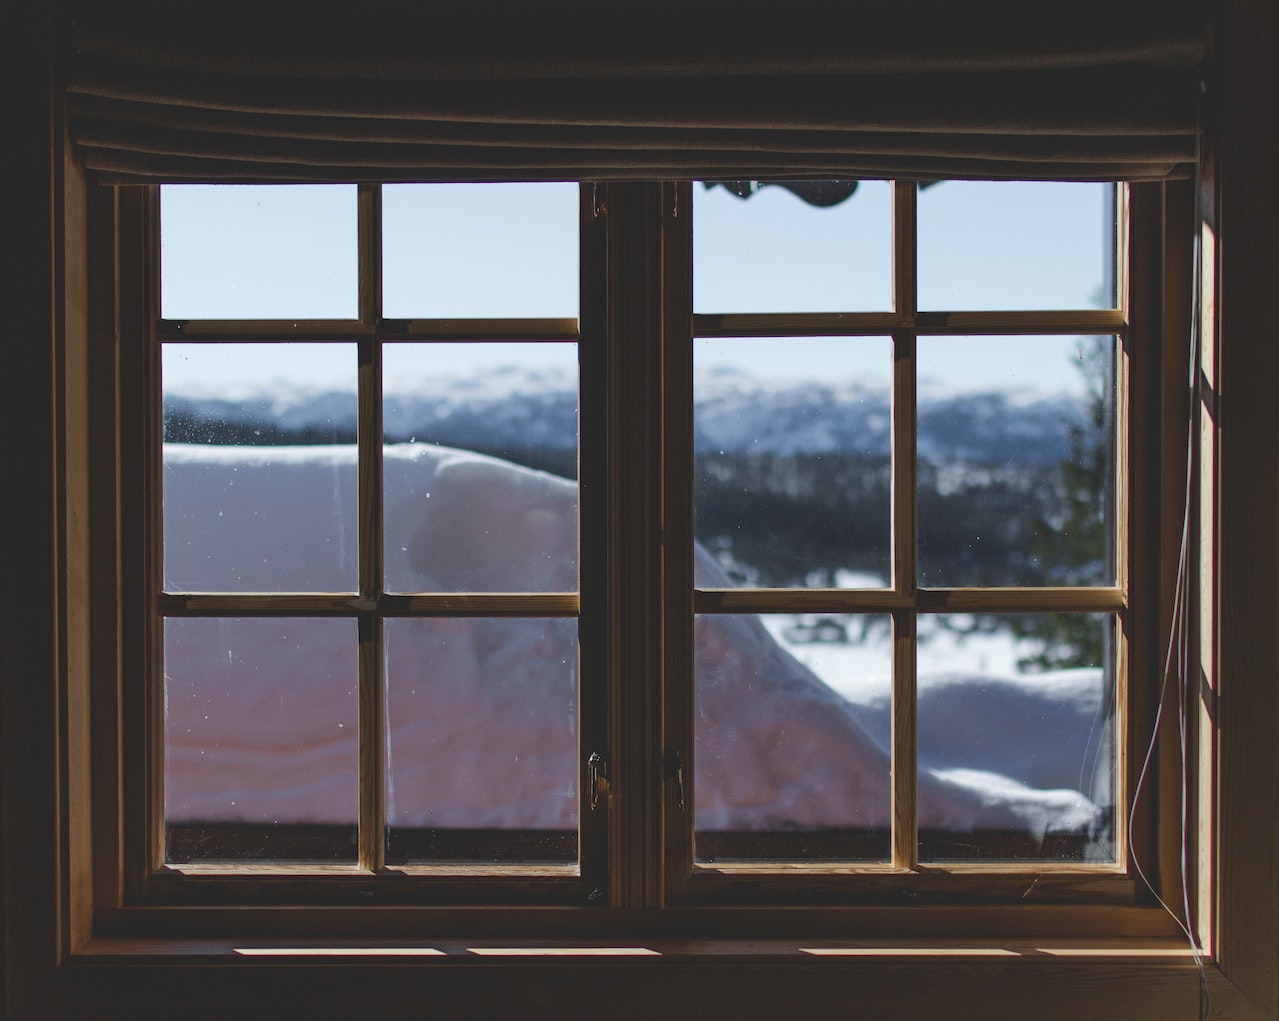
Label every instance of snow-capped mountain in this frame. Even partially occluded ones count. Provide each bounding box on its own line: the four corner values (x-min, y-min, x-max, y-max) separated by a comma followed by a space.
165, 365, 1093, 465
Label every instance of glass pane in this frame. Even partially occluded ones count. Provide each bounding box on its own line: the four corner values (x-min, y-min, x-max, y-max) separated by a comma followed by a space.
163, 344, 358, 592
917, 336, 1116, 588
916, 613, 1115, 863
382, 183, 578, 318
918, 181, 1115, 311
164, 617, 358, 863
694, 613, 891, 863
384, 618, 578, 865
694, 337, 892, 588
161, 185, 357, 319
694, 179, 892, 313
383, 343, 578, 593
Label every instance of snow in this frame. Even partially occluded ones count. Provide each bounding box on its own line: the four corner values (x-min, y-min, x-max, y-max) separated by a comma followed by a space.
162, 441, 1109, 853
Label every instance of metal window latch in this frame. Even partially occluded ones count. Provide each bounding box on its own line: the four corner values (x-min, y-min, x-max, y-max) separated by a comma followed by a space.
664, 748, 686, 812
588, 751, 608, 810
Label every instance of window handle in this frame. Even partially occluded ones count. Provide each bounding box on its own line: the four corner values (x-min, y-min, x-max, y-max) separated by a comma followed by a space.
664, 748, 686, 812
588, 751, 608, 811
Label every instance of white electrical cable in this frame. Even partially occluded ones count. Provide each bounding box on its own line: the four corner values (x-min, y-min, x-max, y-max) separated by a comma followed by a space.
1127, 107, 1211, 1020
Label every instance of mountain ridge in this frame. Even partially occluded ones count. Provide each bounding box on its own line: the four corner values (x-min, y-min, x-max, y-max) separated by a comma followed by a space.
166, 370, 1093, 466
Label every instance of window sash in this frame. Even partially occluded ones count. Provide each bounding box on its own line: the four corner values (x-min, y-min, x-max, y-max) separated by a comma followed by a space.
129, 184, 608, 902
119, 180, 1154, 911
663, 181, 1141, 901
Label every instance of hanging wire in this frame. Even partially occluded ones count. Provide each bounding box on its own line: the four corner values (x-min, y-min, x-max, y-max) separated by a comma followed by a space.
1127, 83, 1211, 1020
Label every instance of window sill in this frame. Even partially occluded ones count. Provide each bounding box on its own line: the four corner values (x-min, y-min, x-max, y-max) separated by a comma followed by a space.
50, 933, 1253, 1020
73, 932, 1202, 964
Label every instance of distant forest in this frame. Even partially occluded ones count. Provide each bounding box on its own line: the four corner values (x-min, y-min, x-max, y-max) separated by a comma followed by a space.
693, 450, 1109, 591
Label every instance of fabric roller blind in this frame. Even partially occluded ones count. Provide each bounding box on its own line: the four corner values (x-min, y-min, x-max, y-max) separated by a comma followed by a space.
66, 0, 1209, 183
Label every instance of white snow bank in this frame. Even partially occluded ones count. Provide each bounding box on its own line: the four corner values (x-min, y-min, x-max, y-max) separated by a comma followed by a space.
163, 443, 1104, 847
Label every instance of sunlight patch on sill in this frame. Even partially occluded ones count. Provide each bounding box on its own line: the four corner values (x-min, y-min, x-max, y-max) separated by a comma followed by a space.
1036, 947, 1203, 957
802, 948, 1019, 957
235, 947, 445, 957
802, 946, 1203, 959
466, 948, 661, 957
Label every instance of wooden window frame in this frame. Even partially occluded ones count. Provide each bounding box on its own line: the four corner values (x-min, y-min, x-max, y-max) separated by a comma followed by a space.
124, 183, 607, 907
86, 179, 1192, 917
10, 32, 1279, 1008
666, 180, 1138, 905
112, 179, 1145, 912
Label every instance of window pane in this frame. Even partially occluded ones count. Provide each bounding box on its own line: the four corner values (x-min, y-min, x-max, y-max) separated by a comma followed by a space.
694, 180, 892, 313
161, 185, 357, 319
918, 181, 1115, 311
163, 344, 358, 592
382, 183, 578, 318
384, 618, 578, 865
383, 343, 578, 594
164, 617, 358, 863
916, 613, 1115, 863
694, 613, 892, 863
694, 337, 892, 588
917, 336, 1116, 588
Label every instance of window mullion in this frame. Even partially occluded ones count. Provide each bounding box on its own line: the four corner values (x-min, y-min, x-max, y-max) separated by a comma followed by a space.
602, 182, 667, 908
356, 184, 385, 873
358, 184, 381, 329
891, 181, 919, 872
891, 331, 919, 872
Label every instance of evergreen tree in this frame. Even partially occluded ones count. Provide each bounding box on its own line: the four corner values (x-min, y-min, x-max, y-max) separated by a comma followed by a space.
1009, 337, 1113, 670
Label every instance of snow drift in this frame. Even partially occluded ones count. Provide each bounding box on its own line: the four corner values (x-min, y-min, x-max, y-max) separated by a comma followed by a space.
163, 442, 1105, 852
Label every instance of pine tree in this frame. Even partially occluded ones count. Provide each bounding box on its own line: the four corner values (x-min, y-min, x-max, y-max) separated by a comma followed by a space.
1009, 337, 1113, 670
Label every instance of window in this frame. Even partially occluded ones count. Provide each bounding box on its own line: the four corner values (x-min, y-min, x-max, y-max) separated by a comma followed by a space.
17, 4, 1279, 1017
146, 182, 599, 899
679, 179, 1126, 895
117, 178, 1150, 912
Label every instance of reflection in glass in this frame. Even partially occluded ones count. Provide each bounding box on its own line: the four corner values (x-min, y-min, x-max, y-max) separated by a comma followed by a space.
918, 181, 1115, 311
694, 337, 892, 588
694, 180, 892, 313
160, 184, 358, 319
164, 617, 358, 863
383, 343, 579, 594
916, 613, 1115, 862
384, 618, 578, 865
694, 613, 891, 863
917, 336, 1116, 588
162, 344, 358, 593
382, 183, 579, 319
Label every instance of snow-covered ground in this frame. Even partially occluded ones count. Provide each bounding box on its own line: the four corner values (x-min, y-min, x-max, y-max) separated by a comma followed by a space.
764, 615, 1112, 810
162, 442, 1111, 855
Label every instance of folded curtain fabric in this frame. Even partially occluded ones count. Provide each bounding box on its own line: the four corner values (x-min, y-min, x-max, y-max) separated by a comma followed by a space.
65, 0, 1209, 183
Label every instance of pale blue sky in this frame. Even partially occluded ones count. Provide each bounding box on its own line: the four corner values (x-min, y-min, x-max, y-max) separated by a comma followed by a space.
160, 181, 1114, 398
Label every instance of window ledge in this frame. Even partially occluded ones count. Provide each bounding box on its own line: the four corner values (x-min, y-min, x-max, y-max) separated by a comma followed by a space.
72, 933, 1203, 964
47, 934, 1260, 1020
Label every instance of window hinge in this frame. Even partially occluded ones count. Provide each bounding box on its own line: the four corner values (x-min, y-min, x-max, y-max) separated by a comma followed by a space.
588, 751, 609, 810
664, 748, 686, 811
